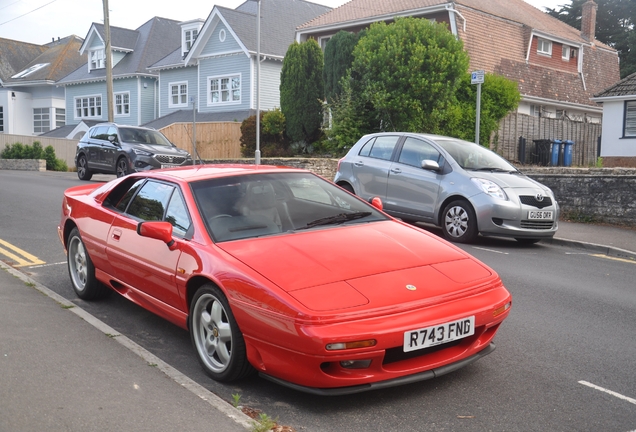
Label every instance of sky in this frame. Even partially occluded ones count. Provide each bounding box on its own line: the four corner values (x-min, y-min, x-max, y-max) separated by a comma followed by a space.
0, 0, 569, 46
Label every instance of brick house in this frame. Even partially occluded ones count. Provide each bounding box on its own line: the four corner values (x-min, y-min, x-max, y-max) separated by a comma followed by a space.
295, 0, 620, 124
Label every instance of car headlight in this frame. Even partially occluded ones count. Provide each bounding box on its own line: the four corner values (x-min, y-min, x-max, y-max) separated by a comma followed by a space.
133, 148, 153, 156
471, 178, 508, 200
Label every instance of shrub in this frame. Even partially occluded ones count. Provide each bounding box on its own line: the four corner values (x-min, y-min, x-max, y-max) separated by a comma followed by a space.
240, 109, 292, 157
1, 141, 68, 171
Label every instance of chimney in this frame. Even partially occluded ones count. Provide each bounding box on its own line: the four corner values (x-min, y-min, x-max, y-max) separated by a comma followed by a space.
581, 0, 598, 42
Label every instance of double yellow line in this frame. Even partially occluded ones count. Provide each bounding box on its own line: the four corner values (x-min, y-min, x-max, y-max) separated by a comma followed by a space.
0, 238, 45, 267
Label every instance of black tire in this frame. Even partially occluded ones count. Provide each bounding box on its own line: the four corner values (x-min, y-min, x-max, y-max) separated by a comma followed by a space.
66, 228, 110, 300
116, 157, 130, 178
441, 200, 478, 243
189, 284, 253, 382
76, 154, 93, 181
516, 238, 541, 245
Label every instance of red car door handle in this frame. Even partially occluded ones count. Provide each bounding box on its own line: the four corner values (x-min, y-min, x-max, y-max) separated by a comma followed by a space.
112, 229, 122, 241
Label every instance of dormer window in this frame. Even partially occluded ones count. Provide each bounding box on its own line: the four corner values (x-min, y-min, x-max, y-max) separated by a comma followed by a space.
185, 29, 198, 51
89, 49, 105, 70
537, 38, 552, 56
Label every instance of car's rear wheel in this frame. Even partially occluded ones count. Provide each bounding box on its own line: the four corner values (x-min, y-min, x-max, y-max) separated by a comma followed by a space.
67, 228, 110, 300
338, 183, 355, 194
441, 200, 478, 243
516, 238, 541, 245
76, 155, 93, 181
190, 284, 253, 382
116, 157, 130, 178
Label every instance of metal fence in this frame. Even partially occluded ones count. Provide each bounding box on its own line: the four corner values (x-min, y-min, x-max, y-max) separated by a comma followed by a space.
493, 113, 602, 167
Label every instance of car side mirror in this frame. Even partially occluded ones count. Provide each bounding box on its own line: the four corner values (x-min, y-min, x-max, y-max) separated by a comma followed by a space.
108, 135, 120, 145
137, 221, 176, 249
369, 196, 383, 211
421, 159, 441, 172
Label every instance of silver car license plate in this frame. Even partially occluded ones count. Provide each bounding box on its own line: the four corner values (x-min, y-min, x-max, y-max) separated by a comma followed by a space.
528, 211, 553, 220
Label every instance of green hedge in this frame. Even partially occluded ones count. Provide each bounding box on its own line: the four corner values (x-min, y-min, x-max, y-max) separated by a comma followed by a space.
1, 141, 68, 171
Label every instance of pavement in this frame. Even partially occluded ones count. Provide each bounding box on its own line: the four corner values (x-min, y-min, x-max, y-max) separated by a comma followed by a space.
1, 220, 635, 432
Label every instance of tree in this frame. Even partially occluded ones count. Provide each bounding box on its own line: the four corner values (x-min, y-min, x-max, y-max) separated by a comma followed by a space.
280, 39, 325, 145
348, 17, 470, 134
547, 0, 635, 78
323, 30, 360, 103
445, 73, 521, 145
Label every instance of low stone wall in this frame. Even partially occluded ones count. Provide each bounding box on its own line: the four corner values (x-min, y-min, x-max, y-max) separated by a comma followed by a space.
522, 167, 636, 226
0, 159, 46, 171
206, 159, 636, 227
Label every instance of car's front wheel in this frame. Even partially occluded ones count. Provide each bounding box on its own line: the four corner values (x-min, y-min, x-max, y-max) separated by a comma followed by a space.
76, 155, 93, 181
67, 228, 110, 300
116, 157, 130, 178
441, 200, 478, 243
189, 284, 253, 382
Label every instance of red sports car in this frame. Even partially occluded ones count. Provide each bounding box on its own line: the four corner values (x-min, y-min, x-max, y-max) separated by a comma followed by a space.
58, 165, 511, 395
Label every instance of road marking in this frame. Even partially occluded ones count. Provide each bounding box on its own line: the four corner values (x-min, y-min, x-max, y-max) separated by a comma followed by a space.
590, 254, 636, 265
0, 238, 45, 267
29, 261, 66, 269
579, 380, 636, 405
472, 247, 509, 255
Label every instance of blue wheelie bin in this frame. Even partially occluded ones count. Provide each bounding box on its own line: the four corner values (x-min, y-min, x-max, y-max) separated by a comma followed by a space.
551, 140, 562, 166
563, 140, 575, 167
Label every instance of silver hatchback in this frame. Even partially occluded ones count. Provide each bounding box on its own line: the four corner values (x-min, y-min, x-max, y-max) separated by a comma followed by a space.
334, 132, 559, 243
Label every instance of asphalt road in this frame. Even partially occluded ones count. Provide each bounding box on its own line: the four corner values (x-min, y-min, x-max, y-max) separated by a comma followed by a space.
1, 170, 635, 432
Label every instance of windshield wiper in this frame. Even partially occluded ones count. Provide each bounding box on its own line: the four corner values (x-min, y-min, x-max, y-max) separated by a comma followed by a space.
299, 212, 372, 229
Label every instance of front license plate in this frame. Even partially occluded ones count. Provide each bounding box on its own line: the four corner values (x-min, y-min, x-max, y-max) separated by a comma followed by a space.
403, 316, 475, 353
528, 210, 553, 220
161, 164, 178, 169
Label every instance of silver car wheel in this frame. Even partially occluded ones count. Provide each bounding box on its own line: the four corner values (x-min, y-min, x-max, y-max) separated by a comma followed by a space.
116, 157, 129, 178
68, 235, 88, 292
192, 292, 233, 374
445, 205, 469, 238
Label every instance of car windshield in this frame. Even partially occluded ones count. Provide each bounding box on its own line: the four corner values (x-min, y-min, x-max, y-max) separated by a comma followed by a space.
191, 172, 388, 242
119, 127, 173, 146
434, 138, 517, 172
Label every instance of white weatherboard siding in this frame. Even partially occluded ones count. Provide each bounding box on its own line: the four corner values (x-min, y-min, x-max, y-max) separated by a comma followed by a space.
600, 100, 636, 157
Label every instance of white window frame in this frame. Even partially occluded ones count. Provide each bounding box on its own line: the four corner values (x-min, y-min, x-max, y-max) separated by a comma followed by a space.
55, 108, 65, 128
562, 45, 570, 60
169, 82, 189, 108
207, 74, 241, 106
114, 92, 130, 117
33, 108, 50, 134
185, 29, 198, 51
625, 101, 636, 138
74, 95, 103, 119
89, 49, 105, 70
537, 38, 552, 56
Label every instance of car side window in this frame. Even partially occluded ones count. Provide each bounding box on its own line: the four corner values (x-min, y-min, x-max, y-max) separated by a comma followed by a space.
165, 191, 191, 236
368, 136, 400, 161
126, 181, 174, 221
90, 126, 109, 140
115, 179, 146, 212
398, 138, 441, 168
358, 137, 375, 157
106, 126, 118, 142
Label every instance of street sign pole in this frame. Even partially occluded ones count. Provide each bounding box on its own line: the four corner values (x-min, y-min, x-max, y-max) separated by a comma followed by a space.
471, 70, 485, 145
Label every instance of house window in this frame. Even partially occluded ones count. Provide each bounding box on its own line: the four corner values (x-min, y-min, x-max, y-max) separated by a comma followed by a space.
219, 29, 226, 43
530, 105, 541, 117
33, 108, 50, 133
537, 38, 552, 56
562, 46, 570, 60
169, 82, 188, 107
208, 75, 240, 105
319, 36, 332, 51
55, 108, 65, 128
75, 96, 102, 119
0, 106, 3, 132
115, 92, 130, 116
89, 49, 105, 70
625, 101, 636, 137
185, 29, 198, 51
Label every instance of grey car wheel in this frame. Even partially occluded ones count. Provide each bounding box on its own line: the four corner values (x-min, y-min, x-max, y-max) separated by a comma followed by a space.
77, 155, 93, 181
442, 200, 478, 243
116, 157, 130, 178
67, 228, 109, 300
190, 284, 253, 382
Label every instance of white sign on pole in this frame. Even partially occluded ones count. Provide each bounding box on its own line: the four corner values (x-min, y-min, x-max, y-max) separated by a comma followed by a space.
471, 70, 485, 85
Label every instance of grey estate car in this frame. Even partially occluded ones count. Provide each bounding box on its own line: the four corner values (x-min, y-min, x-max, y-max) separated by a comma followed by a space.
334, 132, 559, 244
75, 123, 192, 181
